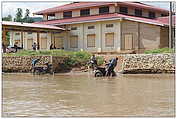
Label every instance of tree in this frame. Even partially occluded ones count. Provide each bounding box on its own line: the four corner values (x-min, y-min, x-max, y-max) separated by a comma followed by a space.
14, 8, 23, 22
2, 15, 12, 46
2, 15, 12, 21
23, 9, 34, 23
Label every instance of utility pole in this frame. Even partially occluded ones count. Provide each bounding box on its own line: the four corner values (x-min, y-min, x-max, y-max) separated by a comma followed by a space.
169, 1, 173, 48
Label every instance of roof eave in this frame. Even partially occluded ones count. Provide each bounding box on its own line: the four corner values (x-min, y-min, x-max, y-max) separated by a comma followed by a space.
51, 17, 122, 25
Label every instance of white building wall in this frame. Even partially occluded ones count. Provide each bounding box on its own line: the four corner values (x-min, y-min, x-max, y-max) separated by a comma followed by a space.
101, 20, 121, 52
67, 24, 84, 51
66, 20, 121, 52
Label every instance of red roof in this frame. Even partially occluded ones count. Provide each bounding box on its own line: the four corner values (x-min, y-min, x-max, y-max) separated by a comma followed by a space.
118, 2, 169, 13
34, 13, 168, 26
2, 21, 65, 30
34, 2, 169, 15
156, 15, 176, 26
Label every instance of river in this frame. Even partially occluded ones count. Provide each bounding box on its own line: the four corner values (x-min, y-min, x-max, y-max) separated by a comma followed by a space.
2, 73, 175, 117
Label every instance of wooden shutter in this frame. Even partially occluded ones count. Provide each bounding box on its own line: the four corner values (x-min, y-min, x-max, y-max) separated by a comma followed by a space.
105, 33, 114, 47
124, 34, 133, 50
55, 36, 64, 48
40, 33, 47, 49
87, 34, 95, 47
70, 36, 78, 48
27, 38, 33, 50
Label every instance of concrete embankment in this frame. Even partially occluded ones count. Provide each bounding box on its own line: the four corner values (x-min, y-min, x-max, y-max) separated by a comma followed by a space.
2, 53, 175, 73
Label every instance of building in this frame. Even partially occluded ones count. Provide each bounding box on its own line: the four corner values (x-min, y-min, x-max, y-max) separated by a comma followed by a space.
7, 2, 174, 53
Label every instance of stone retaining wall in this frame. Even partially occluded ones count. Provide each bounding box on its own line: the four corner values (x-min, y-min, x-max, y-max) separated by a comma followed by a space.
122, 53, 175, 73
2, 56, 68, 73
2, 53, 175, 73
98, 53, 175, 73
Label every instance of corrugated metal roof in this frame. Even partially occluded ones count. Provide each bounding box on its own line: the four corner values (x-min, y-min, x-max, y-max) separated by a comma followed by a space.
34, 2, 169, 15
34, 13, 166, 26
2, 21, 65, 30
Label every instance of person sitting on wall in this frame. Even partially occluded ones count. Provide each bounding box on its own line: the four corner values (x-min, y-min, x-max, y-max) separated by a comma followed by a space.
106, 57, 118, 76
32, 42, 37, 51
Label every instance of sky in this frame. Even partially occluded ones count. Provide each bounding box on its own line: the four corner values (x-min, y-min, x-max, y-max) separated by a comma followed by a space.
2, 1, 171, 18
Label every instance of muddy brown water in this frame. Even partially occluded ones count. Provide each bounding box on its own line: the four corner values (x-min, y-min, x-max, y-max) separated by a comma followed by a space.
2, 73, 175, 117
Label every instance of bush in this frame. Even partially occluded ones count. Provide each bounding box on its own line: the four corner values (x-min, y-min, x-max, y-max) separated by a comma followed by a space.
3, 50, 92, 68
96, 56, 104, 66
144, 48, 174, 54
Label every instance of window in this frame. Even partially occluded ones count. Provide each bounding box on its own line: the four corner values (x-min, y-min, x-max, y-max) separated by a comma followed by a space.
87, 34, 96, 47
28, 32, 33, 34
135, 9, 142, 17
70, 36, 78, 48
106, 24, 113, 28
124, 34, 133, 50
15, 32, 20, 35
54, 36, 64, 48
161, 14, 167, 17
88, 26, 95, 29
99, 6, 109, 14
119, 7, 128, 14
105, 33, 114, 47
71, 27, 77, 30
63, 11, 72, 18
40, 33, 47, 39
149, 11, 155, 19
48, 15, 56, 20
40, 33, 47, 49
80, 9, 90, 16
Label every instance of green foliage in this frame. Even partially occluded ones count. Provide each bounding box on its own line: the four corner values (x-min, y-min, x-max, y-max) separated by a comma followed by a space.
6, 32, 10, 43
96, 56, 104, 65
4, 50, 92, 68
13, 8, 34, 23
2, 15, 12, 21
23, 9, 34, 23
144, 48, 174, 54
14, 8, 23, 22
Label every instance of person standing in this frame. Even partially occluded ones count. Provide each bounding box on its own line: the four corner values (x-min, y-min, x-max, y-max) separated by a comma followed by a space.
32, 42, 37, 51
106, 57, 118, 76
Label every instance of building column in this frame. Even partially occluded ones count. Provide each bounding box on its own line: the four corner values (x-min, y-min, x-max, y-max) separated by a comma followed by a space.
37, 32, 40, 50
116, 21, 121, 52
97, 22, 102, 52
2, 28, 7, 46
21, 31, 23, 48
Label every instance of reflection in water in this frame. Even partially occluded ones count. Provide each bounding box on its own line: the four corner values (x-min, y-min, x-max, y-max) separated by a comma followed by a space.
2, 73, 175, 117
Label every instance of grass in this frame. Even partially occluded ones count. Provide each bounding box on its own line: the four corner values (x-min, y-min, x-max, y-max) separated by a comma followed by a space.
3, 50, 104, 68
144, 48, 174, 54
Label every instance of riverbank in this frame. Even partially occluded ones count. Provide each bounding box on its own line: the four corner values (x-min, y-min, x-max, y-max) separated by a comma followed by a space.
2, 51, 175, 74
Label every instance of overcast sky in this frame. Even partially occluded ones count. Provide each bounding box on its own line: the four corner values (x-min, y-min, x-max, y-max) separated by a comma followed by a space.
2, 1, 170, 18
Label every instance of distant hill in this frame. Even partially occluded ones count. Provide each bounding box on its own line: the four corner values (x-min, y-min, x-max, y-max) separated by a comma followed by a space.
31, 17, 43, 22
